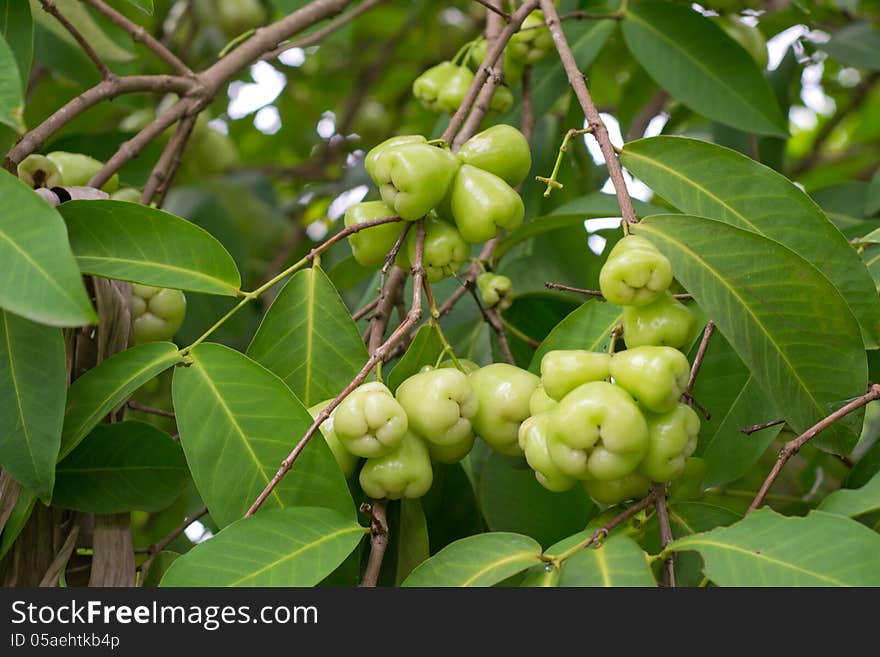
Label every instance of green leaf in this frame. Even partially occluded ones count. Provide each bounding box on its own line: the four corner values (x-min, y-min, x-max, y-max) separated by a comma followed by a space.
395, 498, 430, 585
172, 343, 354, 528
247, 267, 368, 406
0, 0, 33, 93
669, 508, 880, 586
528, 300, 622, 373
621, 2, 787, 136
820, 22, 880, 71
30, 0, 134, 62
53, 421, 188, 513
0, 486, 35, 559
691, 331, 783, 486
142, 551, 178, 588
494, 192, 667, 263
0, 32, 22, 132
558, 536, 656, 587
621, 137, 880, 347
0, 171, 96, 326
160, 507, 365, 587
519, 563, 560, 587
478, 452, 594, 548
125, 0, 154, 14
402, 532, 543, 587
0, 310, 65, 500
386, 324, 444, 393
866, 169, 880, 217
819, 471, 880, 518
60, 200, 241, 296
61, 342, 183, 460
635, 215, 867, 454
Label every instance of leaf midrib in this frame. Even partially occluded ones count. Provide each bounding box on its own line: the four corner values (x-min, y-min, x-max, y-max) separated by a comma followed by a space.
459, 550, 541, 586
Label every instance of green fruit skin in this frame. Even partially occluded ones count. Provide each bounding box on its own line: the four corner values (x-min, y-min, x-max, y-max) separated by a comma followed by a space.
469, 39, 524, 86
540, 349, 611, 401
344, 201, 405, 268
609, 346, 691, 413
509, 11, 553, 64
428, 433, 475, 464
397, 215, 468, 283
457, 124, 532, 188
450, 164, 524, 243
131, 285, 186, 345
477, 273, 513, 311
412, 62, 475, 114
489, 86, 514, 114
17, 154, 62, 188
46, 151, 119, 192
469, 363, 539, 456
528, 384, 558, 415
396, 368, 477, 446
438, 358, 480, 374
110, 188, 143, 203
359, 431, 433, 500
333, 382, 409, 458
215, 0, 265, 36
308, 400, 361, 478
639, 404, 700, 483
583, 472, 651, 506
599, 235, 673, 306
364, 135, 427, 181
519, 412, 577, 492
622, 292, 698, 349
372, 143, 460, 221
547, 381, 649, 481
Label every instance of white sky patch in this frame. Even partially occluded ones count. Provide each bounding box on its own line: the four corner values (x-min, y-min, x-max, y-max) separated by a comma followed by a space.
254, 105, 282, 135
278, 47, 306, 67
184, 521, 213, 544
207, 118, 228, 135
307, 221, 329, 241
801, 61, 835, 115
317, 111, 336, 139
789, 106, 818, 131
766, 24, 807, 70
440, 7, 468, 27
227, 61, 286, 120
587, 234, 606, 255
583, 113, 624, 165
600, 169, 653, 202
327, 185, 369, 220
644, 113, 669, 138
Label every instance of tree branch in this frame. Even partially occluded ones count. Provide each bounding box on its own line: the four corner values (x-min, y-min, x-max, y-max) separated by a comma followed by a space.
38, 0, 112, 80
358, 500, 388, 587
81, 0, 194, 77
539, 0, 638, 226
683, 320, 715, 399
141, 113, 197, 206
748, 383, 880, 514
544, 281, 691, 300
652, 483, 675, 587
741, 418, 786, 436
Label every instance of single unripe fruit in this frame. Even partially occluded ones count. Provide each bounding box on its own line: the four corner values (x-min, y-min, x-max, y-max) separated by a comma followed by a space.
528, 384, 557, 415
412, 62, 475, 114
540, 349, 611, 401
548, 381, 649, 480
397, 215, 468, 283
609, 346, 690, 413
344, 201, 405, 268
508, 11, 553, 65
457, 124, 532, 188
17, 154, 62, 188
110, 188, 143, 203
639, 403, 700, 482
519, 413, 577, 492
131, 285, 186, 345
332, 382, 409, 458
468, 363, 539, 456
469, 39, 525, 86
364, 135, 427, 181
477, 273, 514, 311
371, 143, 460, 220
46, 151, 119, 192
599, 235, 673, 306
490, 85, 514, 114
427, 433, 475, 464
359, 432, 433, 500
307, 401, 360, 478
583, 472, 651, 506
396, 368, 477, 446
214, 0, 266, 36
449, 164, 524, 243
622, 292, 698, 349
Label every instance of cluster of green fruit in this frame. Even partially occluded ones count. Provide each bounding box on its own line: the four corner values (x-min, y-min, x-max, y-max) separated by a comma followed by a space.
345, 124, 530, 282
17, 151, 126, 195
411, 10, 553, 116
518, 234, 702, 504
131, 284, 187, 346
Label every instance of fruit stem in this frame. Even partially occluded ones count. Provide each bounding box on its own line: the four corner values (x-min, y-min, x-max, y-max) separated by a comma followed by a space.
535, 127, 591, 197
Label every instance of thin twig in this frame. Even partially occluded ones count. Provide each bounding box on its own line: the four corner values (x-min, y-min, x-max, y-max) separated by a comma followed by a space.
244, 224, 427, 518
466, 283, 515, 365
472, 0, 511, 20
520, 66, 535, 143
558, 10, 625, 21
138, 506, 208, 582
38, 0, 112, 79
539, 0, 638, 226
82, 0, 194, 76
358, 501, 388, 587
748, 384, 880, 514
626, 89, 668, 141
438, 238, 500, 318
370, 266, 408, 354
544, 281, 692, 300
141, 113, 197, 205
684, 320, 715, 398
741, 418, 786, 436
652, 483, 675, 587
352, 297, 380, 322
127, 400, 175, 419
